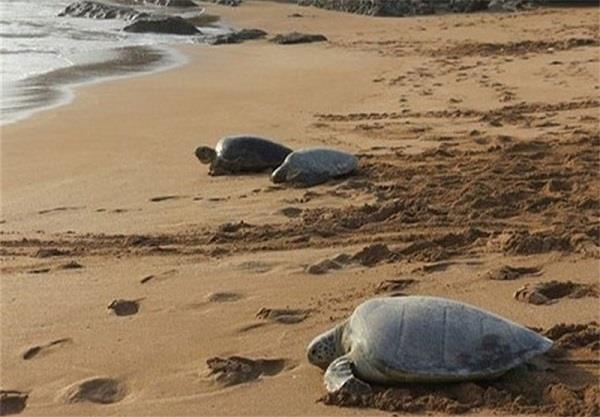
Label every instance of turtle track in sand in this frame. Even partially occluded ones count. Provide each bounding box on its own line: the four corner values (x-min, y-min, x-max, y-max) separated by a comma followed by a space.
2, 130, 598, 262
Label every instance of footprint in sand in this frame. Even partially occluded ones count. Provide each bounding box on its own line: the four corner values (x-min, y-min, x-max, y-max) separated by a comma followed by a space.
485, 265, 541, 281
148, 195, 183, 203
235, 261, 274, 274
22, 338, 72, 360
0, 390, 28, 415
34, 248, 70, 258
63, 377, 126, 404
375, 279, 417, 297
256, 307, 313, 324
27, 268, 51, 274
108, 299, 141, 316
206, 356, 287, 387
139, 269, 178, 284
278, 207, 303, 218
514, 281, 598, 305
206, 292, 244, 303
38, 206, 83, 215
57, 261, 83, 270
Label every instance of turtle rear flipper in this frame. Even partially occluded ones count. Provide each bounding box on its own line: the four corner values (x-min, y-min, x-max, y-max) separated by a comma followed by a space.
324, 355, 372, 394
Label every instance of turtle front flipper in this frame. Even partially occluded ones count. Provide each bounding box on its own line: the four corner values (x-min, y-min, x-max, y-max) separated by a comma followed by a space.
324, 355, 372, 394
290, 170, 330, 187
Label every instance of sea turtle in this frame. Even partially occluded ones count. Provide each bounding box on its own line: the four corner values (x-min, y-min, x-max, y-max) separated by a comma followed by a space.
195, 136, 292, 176
307, 296, 553, 393
270, 148, 358, 187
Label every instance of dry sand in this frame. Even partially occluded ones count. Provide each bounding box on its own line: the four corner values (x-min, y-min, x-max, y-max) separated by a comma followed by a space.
1, 2, 599, 416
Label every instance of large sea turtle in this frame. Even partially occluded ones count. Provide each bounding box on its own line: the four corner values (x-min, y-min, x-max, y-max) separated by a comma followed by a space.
307, 296, 553, 393
195, 135, 292, 176
270, 148, 358, 187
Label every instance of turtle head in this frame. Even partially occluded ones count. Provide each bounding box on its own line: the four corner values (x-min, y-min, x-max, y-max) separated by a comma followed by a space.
195, 146, 216, 164
270, 163, 288, 183
307, 322, 346, 370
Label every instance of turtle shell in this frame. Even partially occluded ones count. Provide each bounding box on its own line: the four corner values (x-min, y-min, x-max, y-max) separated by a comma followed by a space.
271, 148, 358, 186
346, 296, 552, 382
215, 136, 292, 171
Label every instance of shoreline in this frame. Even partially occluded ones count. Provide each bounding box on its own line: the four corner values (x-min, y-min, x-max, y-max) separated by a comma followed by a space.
1, 44, 189, 127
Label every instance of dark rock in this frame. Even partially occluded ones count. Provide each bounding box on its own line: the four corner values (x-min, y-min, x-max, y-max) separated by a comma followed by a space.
296, 0, 536, 17
209, 28, 267, 45
127, 0, 199, 7
207, 0, 242, 5
58, 1, 149, 20
297, 0, 434, 16
123, 16, 201, 35
270, 32, 327, 44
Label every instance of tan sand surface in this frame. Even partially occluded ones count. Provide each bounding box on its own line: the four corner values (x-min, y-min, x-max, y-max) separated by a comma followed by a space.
1, 2, 599, 416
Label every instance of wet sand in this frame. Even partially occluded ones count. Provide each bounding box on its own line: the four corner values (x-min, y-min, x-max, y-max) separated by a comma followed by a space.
1, 2, 599, 416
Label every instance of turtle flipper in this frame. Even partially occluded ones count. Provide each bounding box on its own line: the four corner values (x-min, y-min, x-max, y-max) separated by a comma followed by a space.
324, 356, 372, 394
290, 171, 330, 187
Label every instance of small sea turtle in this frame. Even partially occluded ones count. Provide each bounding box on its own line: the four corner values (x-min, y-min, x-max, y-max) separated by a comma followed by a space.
271, 148, 358, 187
195, 136, 292, 176
307, 296, 553, 393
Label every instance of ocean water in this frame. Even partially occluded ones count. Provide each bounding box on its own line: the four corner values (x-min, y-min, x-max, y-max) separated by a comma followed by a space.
0, 0, 224, 125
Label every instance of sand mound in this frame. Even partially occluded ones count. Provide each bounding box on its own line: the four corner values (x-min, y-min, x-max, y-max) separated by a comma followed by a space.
374, 279, 417, 296
514, 281, 598, 305
485, 265, 541, 280
64, 377, 126, 404
206, 356, 286, 387
322, 373, 599, 416
544, 322, 600, 351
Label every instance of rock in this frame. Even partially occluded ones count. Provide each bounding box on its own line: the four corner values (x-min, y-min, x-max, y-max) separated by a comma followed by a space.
209, 28, 267, 45
123, 16, 201, 35
205, 0, 242, 5
297, 0, 434, 16
270, 32, 327, 45
58, 1, 149, 20
128, 0, 199, 7
296, 0, 535, 17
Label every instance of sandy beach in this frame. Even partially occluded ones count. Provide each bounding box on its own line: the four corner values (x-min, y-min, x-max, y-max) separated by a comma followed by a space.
1, 2, 599, 416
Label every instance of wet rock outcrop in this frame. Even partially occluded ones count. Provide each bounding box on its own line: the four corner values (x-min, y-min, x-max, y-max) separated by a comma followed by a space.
296, 0, 536, 17
123, 16, 201, 35
58, 1, 149, 20
270, 32, 328, 44
209, 29, 267, 45
128, 0, 199, 7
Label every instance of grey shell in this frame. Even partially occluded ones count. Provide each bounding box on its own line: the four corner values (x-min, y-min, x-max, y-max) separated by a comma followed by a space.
271, 148, 358, 187
215, 136, 293, 172
346, 296, 552, 381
